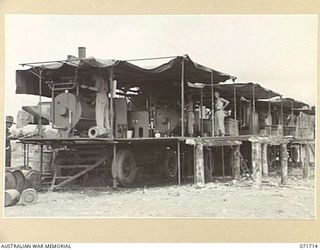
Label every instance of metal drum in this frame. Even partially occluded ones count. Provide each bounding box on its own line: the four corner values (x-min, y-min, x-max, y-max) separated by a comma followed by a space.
5, 189, 20, 207
53, 93, 95, 135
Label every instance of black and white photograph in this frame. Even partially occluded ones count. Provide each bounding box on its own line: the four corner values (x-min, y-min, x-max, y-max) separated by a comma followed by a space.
4, 14, 316, 219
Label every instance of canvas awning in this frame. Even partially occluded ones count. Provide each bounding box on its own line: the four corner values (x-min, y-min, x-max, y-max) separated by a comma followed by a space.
269, 97, 310, 111
186, 82, 281, 104
16, 55, 236, 98
212, 83, 281, 100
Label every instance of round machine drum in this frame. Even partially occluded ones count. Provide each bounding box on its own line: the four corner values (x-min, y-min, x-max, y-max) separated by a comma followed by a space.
53, 93, 95, 132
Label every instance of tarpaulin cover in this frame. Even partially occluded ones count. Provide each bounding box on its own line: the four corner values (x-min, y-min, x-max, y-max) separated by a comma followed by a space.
209, 82, 281, 100
16, 55, 236, 97
269, 97, 309, 110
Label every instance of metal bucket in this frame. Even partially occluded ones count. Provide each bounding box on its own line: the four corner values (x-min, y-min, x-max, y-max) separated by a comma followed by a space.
4, 189, 20, 207
5, 171, 17, 190
28, 149, 53, 173
20, 188, 38, 204
22, 170, 40, 190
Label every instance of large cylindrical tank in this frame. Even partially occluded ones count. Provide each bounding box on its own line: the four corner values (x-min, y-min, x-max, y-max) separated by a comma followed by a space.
53, 92, 95, 132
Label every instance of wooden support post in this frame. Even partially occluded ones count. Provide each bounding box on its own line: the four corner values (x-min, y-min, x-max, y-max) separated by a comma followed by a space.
298, 144, 302, 168
27, 144, 30, 167
113, 144, 117, 188
233, 145, 241, 181
280, 143, 288, 185
261, 143, 268, 177
221, 146, 225, 178
177, 141, 181, 186
39, 144, 43, 188
181, 59, 185, 138
251, 141, 262, 187
209, 147, 213, 182
302, 144, 310, 179
194, 142, 205, 185
211, 72, 214, 137
23, 144, 26, 168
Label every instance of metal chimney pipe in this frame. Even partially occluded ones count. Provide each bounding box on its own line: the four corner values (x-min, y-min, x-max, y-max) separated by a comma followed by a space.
78, 47, 86, 59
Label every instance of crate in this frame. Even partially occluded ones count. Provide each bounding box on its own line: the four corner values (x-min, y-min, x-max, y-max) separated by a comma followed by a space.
283, 126, 297, 137
225, 118, 239, 136
264, 125, 283, 136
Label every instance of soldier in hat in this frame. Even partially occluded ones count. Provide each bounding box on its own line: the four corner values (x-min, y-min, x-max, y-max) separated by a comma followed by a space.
6, 116, 15, 167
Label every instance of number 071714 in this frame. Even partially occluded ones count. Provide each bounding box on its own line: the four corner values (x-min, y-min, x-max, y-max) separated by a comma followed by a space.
300, 244, 318, 248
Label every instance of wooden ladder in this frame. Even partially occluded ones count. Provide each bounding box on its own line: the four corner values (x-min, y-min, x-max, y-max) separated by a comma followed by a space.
49, 148, 107, 191
239, 152, 253, 180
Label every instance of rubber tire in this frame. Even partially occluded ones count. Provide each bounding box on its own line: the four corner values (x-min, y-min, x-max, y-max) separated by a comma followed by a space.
112, 149, 137, 187
162, 150, 178, 181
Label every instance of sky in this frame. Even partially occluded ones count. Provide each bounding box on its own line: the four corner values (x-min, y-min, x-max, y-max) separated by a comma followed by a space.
5, 14, 317, 119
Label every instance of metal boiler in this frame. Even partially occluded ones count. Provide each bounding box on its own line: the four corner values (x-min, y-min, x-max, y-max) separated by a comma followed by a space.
53, 92, 95, 137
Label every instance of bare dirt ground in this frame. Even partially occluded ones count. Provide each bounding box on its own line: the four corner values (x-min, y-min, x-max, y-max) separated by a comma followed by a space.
4, 169, 315, 219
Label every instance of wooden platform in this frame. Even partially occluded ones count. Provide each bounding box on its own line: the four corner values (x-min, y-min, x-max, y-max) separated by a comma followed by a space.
18, 134, 301, 146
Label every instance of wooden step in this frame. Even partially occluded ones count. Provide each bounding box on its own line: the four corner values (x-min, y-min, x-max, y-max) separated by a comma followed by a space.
49, 153, 108, 191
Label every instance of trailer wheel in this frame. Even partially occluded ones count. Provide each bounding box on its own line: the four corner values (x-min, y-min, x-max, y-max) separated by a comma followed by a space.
112, 149, 137, 187
162, 150, 178, 181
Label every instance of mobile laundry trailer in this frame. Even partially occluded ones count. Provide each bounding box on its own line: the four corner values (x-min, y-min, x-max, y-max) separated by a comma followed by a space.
14, 49, 314, 191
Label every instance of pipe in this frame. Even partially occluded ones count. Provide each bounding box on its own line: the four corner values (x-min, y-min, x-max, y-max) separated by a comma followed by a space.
78, 47, 86, 59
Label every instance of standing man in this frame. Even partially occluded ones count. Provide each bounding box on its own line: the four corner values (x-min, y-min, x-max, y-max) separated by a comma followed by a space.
214, 92, 229, 136
93, 72, 111, 136
5, 116, 14, 167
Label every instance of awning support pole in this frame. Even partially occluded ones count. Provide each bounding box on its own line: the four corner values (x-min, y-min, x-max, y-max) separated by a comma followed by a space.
233, 83, 237, 135
210, 72, 214, 137
280, 95, 284, 136
38, 70, 43, 138
181, 59, 185, 138
268, 91, 272, 135
239, 98, 242, 135
200, 88, 203, 137
291, 99, 295, 136
109, 67, 114, 139
252, 84, 255, 134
